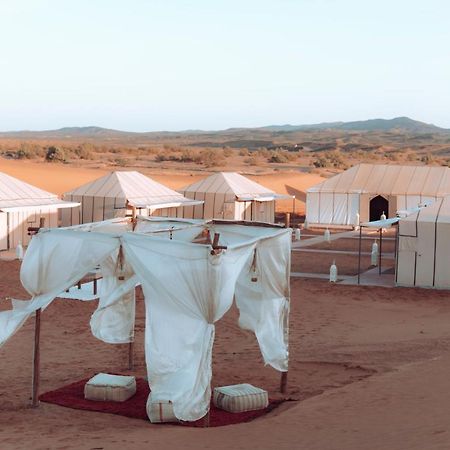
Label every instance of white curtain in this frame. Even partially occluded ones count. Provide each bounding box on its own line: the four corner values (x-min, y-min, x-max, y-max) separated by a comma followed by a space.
121, 232, 255, 421
90, 251, 138, 344
0, 229, 119, 347
210, 225, 291, 372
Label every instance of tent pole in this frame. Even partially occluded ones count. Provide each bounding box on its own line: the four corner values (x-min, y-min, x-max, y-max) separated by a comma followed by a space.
280, 371, 288, 393
379, 228, 382, 275
357, 226, 362, 285
31, 308, 41, 407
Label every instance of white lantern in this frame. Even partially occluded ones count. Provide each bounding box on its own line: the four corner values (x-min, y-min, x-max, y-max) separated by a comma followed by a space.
294, 228, 301, 241
330, 261, 338, 282
324, 228, 331, 243
371, 240, 378, 266
16, 241, 24, 261
380, 211, 386, 221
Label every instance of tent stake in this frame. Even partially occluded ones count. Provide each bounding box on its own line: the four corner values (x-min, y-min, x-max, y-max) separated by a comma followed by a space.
31, 308, 41, 407
285, 212, 290, 228
280, 371, 288, 394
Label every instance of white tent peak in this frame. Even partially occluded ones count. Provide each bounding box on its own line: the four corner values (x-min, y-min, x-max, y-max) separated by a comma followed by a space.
182, 172, 276, 197
64, 171, 196, 207
0, 171, 75, 210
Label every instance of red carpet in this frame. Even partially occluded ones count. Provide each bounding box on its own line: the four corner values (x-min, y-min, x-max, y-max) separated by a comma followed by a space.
39, 377, 283, 427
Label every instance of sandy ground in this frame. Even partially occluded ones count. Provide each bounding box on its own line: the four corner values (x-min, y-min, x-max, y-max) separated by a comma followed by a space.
2, 163, 450, 449
1, 262, 450, 449
0, 159, 323, 214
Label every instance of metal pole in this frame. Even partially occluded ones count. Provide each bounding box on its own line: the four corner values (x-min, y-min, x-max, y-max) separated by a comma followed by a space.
379, 228, 382, 275
357, 226, 362, 285
31, 308, 41, 407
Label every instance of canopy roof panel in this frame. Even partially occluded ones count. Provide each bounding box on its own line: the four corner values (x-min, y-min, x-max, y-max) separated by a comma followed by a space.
0, 172, 76, 210
64, 171, 202, 208
181, 172, 290, 200
308, 164, 450, 196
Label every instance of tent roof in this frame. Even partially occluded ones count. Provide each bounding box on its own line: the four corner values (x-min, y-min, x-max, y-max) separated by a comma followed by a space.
401, 195, 450, 225
307, 164, 450, 196
0, 172, 76, 211
64, 171, 203, 208
182, 172, 291, 200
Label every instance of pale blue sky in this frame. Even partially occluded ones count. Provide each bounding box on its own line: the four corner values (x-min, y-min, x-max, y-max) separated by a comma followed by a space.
0, 0, 449, 131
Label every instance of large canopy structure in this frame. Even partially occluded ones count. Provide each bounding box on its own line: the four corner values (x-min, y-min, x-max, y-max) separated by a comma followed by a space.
61, 171, 203, 226
180, 172, 292, 223
396, 195, 450, 289
306, 164, 450, 227
0, 172, 78, 250
0, 217, 291, 422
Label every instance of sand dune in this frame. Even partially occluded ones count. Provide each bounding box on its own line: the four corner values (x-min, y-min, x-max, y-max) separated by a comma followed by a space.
0, 159, 323, 214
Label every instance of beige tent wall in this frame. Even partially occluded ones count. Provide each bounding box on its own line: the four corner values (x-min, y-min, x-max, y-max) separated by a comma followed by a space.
1, 208, 59, 250
249, 201, 275, 222
396, 197, 450, 289
434, 216, 450, 288
306, 192, 360, 226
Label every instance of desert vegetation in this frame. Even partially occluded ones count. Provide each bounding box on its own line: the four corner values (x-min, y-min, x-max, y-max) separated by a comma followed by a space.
1, 121, 450, 176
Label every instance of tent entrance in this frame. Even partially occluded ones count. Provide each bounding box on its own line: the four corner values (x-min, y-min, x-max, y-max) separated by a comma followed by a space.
369, 195, 389, 222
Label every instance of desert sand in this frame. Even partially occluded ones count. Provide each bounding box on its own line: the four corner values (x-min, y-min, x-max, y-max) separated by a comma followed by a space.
0, 159, 323, 214
1, 163, 450, 450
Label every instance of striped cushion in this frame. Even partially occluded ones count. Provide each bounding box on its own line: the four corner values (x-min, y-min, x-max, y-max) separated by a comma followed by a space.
213, 384, 268, 413
84, 373, 136, 402
147, 399, 178, 423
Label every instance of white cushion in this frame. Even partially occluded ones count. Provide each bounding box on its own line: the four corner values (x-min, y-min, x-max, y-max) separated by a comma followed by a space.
84, 373, 136, 402
213, 383, 268, 413
146, 397, 178, 423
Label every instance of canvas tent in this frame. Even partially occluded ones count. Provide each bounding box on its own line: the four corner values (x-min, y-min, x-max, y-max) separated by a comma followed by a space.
396, 195, 450, 289
180, 172, 292, 223
0, 216, 291, 422
0, 172, 78, 250
306, 164, 450, 227
61, 171, 203, 226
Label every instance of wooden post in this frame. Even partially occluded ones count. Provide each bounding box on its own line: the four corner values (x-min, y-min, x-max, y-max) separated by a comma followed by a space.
128, 341, 134, 370
203, 411, 210, 428
28, 217, 45, 408
285, 212, 290, 228
280, 371, 288, 394
357, 226, 362, 285
31, 308, 41, 407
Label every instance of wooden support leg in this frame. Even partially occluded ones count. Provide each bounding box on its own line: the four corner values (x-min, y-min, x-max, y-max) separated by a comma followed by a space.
31, 308, 41, 407
280, 371, 288, 394
203, 411, 210, 428
128, 341, 134, 370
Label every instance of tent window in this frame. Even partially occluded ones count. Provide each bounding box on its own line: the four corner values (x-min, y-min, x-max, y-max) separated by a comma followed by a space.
370, 195, 389, 222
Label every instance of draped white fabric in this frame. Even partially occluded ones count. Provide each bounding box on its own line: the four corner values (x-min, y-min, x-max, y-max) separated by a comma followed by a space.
209, 225, 291, 372
0, 229, 119, 347
122, 232, 255, 421
90, 252, 137, 344
0, 218, 291, 422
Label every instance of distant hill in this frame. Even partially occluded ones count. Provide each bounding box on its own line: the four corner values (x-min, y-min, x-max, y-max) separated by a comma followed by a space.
0, 117, 447, 140
261, 117, 448, 134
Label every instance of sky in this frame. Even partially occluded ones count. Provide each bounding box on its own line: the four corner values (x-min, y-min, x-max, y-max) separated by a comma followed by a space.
0, 0, 449, 131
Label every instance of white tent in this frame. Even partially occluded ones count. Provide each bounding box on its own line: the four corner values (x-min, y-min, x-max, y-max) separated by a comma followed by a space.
0, 217, 291, 422
180, 172, 292, 223
306, 164, 450, 227
61, 171, 203, 226
396, 195, 450, 289
0, 172, 77, 250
